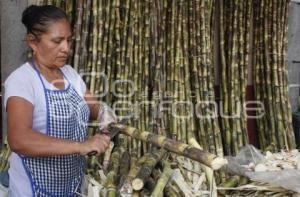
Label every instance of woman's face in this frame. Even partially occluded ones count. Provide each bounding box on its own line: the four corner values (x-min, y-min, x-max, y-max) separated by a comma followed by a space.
29, 19, 72, 68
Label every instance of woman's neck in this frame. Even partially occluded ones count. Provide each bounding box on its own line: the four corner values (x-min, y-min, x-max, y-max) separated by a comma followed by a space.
33, 59, 60, 75
32, 59, 65, 89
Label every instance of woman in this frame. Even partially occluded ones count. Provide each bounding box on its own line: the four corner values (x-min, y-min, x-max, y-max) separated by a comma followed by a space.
4, 5, 116, 197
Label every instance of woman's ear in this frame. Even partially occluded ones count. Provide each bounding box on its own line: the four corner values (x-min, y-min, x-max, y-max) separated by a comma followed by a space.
26, 34, 38, 52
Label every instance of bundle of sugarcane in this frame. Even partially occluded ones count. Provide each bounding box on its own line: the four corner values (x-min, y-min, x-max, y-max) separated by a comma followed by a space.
219, 0, 252, 155
253, 0, 295, 151
85, 144, 214, 197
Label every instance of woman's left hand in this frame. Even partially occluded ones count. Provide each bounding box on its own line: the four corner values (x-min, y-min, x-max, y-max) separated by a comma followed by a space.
98, 103, 117, 130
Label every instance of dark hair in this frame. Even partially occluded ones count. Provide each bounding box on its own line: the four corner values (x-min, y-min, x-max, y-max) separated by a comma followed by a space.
22, 5, 68, 38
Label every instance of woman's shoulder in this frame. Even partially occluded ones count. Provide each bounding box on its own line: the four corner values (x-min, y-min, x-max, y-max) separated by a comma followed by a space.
5, 62, 35, 84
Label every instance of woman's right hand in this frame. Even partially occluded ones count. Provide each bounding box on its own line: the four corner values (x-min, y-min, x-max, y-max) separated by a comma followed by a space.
78, 134, 111, 156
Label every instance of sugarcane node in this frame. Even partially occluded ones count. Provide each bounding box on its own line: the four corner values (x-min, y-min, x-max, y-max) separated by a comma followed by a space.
147, 133, 166, 147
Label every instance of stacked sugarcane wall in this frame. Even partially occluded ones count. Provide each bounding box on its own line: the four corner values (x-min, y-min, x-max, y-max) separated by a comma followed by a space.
24, 0, 296, 155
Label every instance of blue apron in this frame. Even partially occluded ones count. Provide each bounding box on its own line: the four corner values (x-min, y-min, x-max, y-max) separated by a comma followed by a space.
20, 61, 90, 197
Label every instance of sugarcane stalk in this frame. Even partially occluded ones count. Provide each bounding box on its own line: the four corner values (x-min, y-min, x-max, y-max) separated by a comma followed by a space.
73, 0, 83, 72
102, 142, 114, 173
132, 149, 167, 191
143, 177, 157, 194
119, 152, 150, 195
116, 150, 131, 191
208, 0, 223, 157
89, 0, 98, 94
109, 123, 227, 170
150, 162, 173, 197
281, 0, 296, 149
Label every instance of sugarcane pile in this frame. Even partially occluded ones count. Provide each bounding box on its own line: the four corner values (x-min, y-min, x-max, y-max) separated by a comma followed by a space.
252, 0, 295, 152
85, 141, 215, 197
219, 0, 252, 155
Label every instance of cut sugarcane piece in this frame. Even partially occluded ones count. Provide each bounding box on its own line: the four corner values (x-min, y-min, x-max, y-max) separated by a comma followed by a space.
109, 123, 227, 170
132, 149, 167, 191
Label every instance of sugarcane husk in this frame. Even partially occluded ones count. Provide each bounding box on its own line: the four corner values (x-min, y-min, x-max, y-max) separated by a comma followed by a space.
170, 168, 194, 197
164, 184, 181, 197
188, 138, 217, 197
109, 123, 227, 170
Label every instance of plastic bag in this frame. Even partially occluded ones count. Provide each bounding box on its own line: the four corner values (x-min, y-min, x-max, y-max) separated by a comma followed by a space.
224, 145, 300, 193
223, 145, 265, 176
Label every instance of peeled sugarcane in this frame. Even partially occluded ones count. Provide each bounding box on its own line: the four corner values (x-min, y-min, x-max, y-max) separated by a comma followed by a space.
108, 123, 227, 170
132, 149, 167, 191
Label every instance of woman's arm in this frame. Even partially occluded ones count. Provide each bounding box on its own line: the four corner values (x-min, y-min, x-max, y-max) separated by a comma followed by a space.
7, 96, 110, 157
84, 90, 101, 120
